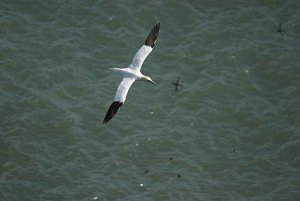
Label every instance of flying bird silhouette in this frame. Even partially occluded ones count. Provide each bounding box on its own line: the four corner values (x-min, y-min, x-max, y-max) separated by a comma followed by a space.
172, 76, 182, 91
103, 23, 160, 124
277, 22, 283, 36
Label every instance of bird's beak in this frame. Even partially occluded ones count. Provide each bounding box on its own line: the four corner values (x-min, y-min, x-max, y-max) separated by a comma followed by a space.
148, 80, 156, 84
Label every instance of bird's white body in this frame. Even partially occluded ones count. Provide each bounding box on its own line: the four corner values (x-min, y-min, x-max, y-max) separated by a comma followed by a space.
103, 23, 160, 124
110, 65, 153, 103
110, 67, 142, 79
109, 68, 141, 103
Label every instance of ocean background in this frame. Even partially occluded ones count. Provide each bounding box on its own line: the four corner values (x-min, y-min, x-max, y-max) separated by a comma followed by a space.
1, 0, 299, 200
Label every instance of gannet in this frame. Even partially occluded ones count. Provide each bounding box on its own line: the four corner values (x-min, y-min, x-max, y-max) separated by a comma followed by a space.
103, 23, 160, 124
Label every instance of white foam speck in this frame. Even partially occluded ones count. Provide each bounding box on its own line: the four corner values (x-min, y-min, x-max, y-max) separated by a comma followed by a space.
140, 183, 144, 187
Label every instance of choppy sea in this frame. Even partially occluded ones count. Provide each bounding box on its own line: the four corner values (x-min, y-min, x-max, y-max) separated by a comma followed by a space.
1, 0, 300, 200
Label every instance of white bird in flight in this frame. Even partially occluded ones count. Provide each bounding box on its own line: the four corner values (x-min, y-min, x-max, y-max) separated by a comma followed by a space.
103, 23, 160, 124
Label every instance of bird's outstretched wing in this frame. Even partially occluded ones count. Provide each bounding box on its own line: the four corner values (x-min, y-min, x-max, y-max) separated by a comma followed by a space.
129, 23, 160, 71
103, 77, 135, 124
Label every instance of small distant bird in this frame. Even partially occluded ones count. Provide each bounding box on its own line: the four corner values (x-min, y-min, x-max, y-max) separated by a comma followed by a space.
172, 76, 182, 91
277, 22, 283, 36
103, 23, 160, 124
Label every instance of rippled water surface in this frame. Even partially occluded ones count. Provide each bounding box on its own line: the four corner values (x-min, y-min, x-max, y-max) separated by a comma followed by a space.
1, 0, 300, 200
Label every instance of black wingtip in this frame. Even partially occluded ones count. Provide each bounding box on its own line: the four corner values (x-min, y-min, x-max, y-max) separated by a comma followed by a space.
103, 101, 123, 124
145, 23, 160, 48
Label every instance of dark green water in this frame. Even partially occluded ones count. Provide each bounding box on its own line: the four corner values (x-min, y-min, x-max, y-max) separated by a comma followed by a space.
1, 0, 300, 200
